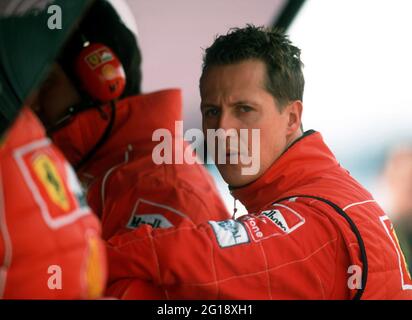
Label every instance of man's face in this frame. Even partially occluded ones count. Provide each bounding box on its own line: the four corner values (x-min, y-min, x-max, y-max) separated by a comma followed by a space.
200, 59, 302, 187
29, 63, 81, 128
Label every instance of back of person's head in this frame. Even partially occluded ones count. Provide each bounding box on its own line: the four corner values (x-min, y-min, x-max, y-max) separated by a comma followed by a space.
201, 24, 304, 110
58, 0, 142, 100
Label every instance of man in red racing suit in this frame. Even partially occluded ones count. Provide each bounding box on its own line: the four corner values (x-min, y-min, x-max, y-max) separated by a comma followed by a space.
0, 108, 107, 299
51, 89, 230, 299
106, 130, 412, 299
105, 25, 412, 300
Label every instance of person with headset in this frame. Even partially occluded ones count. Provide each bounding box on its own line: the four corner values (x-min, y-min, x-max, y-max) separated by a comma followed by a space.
106, 25, 412, 299
29, 0, 230, 299
0, 0, 107, 299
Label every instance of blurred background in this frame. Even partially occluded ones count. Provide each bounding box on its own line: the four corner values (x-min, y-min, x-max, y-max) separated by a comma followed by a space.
114, 0, 412, 218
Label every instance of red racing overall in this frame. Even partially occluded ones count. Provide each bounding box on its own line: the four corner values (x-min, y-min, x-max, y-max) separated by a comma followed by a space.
0, 108, 107, 299
106, 131, 412, 299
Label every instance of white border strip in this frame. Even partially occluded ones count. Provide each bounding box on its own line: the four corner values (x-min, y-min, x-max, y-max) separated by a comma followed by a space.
343, 200, 377, 211
0, 167, 13, 298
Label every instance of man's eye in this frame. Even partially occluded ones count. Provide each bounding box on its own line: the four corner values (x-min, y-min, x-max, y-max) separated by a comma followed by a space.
238, 105, 253, 113
204, 108, 220, 117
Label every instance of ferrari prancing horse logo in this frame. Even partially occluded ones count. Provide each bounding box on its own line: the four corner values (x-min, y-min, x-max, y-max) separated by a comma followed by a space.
32, 153, 69, 211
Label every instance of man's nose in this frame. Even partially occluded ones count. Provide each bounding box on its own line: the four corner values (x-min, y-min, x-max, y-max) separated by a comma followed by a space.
218, 109, 237, 131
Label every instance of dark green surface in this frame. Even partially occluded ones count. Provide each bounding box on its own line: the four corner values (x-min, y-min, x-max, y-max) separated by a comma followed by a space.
0, 0, 94, 136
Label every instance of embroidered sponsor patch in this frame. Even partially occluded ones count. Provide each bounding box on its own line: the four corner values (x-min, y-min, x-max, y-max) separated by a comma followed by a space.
84, 231, 106, 299
127, 214, 173, 229
209, 219, 249, 248
241, 215, 268, 242
126, 199, 186, 229
15, 139, 91, 229
262, 205, 305, 234
31, 153, 70, 211
261, 209, 290, 232
86, 48, 113, 69
241, 205, 305, 242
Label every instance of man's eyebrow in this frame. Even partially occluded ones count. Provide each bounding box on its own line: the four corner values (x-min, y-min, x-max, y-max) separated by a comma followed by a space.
200, 103, 220, 109
200, 101, 260, 109
233, 100, 259, 106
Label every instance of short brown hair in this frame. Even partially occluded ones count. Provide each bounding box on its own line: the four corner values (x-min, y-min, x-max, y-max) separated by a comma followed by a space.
201, 24, 304, 110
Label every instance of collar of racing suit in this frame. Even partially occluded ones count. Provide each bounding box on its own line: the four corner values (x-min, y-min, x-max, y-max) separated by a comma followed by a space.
51, 89, 182, 184
230, 130, 343, 213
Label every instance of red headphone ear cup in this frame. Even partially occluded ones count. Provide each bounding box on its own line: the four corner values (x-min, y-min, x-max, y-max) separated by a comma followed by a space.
75, 43, 126, 102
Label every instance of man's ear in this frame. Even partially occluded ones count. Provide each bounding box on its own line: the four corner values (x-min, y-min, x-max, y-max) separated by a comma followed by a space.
286, 100, 303, 135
